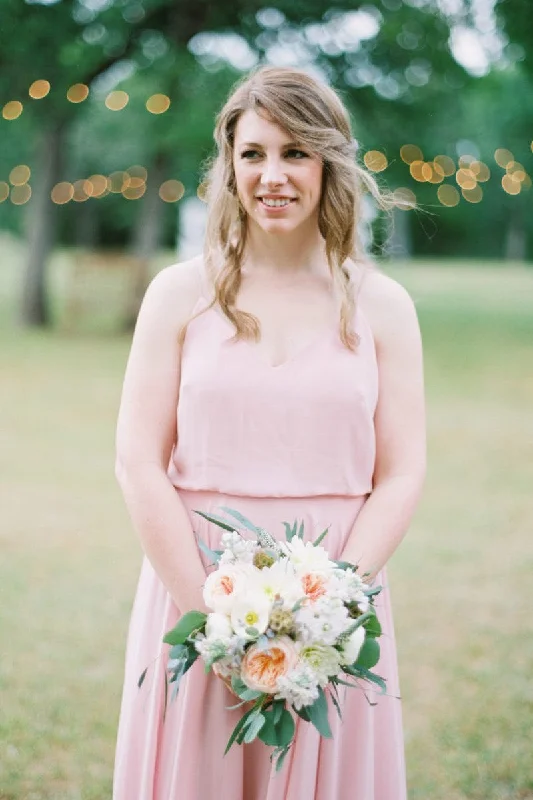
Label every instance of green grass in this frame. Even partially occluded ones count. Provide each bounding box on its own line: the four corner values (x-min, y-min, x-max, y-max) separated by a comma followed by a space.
1, 242, 533, 799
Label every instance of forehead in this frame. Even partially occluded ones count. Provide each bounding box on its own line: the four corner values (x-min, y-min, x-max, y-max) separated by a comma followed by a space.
233, 109, 295, 146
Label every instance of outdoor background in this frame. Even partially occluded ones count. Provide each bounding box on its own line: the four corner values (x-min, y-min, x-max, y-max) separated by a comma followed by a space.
1, 1, 532, 798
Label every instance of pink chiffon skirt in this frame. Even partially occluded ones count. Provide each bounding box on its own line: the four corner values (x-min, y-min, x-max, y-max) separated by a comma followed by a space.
113, 490, 406, 800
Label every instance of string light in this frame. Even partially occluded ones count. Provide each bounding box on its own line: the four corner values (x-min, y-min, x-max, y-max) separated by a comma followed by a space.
494, 148, 513, 168
470, 161, 490, 182
400, 144, 423, 164
51, 182, 74, 204
433, 155, 455, 176
0, 182, 9, 202
363, 150, 388, 172
105, 91, 129, 111
10, 185, 32, 205
392, 187, 416, 210
146, 94, 171, 114
2, 101, 23, 120
29, 80, 51, 99
87, 175, 108, 198
9, 165, 31, 186
72, 180, 91, 202
502, 174, 521, 195
67, 84, 89, 103
437, 184, 460, 207
462, 185, 483, 203
455, 168, 477, 191
123, 184, 146, 200
159, 180, 185, 202
409, 161, 426, 182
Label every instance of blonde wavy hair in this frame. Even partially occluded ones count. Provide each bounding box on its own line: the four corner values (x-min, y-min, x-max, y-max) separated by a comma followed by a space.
193, 65, 388, 350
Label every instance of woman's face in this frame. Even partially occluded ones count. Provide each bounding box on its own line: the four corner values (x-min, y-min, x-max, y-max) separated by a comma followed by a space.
232, 109, 323, 237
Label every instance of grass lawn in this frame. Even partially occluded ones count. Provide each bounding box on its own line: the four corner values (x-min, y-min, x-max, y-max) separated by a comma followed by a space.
1, 244, 532, 799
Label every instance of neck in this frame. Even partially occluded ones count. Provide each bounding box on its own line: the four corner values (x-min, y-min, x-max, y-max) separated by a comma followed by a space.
242, 219, 328, 279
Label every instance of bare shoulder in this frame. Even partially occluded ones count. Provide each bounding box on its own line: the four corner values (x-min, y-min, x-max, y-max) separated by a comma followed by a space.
356, 265, 421, 351
138, 255, 205, 331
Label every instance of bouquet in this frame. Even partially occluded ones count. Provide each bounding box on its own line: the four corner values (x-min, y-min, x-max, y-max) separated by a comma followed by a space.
156, 508, 385, 771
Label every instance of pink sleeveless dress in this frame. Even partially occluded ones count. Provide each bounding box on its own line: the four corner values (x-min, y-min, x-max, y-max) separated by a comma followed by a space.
113, 296, 406, 800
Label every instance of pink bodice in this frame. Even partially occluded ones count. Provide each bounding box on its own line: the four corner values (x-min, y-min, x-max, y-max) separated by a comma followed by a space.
167, 298, 378, 498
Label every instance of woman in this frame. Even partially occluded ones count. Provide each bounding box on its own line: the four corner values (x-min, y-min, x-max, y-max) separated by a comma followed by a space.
113, 66, 425, 799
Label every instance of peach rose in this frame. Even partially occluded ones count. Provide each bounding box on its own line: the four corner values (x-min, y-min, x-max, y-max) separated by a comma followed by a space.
301, 572, 328, 603
203, 564, 253, 614
241, 636, 299, 694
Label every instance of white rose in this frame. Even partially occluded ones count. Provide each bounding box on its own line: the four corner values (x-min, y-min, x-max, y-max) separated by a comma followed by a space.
205, 612, 233, 640
339, 627, 365, 665
203, 564, 255, 614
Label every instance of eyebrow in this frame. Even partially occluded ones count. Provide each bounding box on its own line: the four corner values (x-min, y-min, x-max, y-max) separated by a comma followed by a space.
238, 141, 305, 150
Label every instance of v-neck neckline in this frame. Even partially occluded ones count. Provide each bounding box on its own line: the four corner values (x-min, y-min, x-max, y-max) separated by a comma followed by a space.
206, 305, 337, 370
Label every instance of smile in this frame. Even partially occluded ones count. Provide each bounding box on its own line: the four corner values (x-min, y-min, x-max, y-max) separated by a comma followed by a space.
258, 198, 295, 208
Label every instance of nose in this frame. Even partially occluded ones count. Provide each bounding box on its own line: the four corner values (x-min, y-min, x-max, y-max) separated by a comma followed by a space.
260, 157, 288, 188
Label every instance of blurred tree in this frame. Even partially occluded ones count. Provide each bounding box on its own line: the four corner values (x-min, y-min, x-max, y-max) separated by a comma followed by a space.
2, 0, 526, 325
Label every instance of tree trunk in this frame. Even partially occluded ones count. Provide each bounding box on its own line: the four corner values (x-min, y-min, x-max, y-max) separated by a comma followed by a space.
20, 122, 64, 327
504, 205, 527, 262
383, 206, 413, 260
124, 152, 171, 329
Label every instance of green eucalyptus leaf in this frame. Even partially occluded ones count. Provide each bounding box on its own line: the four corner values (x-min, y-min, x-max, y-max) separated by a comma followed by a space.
219, 507, 262, 534
297, 520, 305, 539
137, 667, 148, 689
243, 712, 266, 743
196, 535, 223, 564
163, 611, 207, 645
364, 612, 382, 638
274, 745, 291, 772
354, 637, 381, 670
312, 526, 329, 546
224, 704, 259, 754
193, 509, 236, 532
306, 687, 332, 738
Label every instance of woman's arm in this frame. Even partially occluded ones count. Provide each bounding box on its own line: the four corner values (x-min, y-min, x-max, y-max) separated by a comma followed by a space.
115, 258, 209, 614
341, 271, 426, 580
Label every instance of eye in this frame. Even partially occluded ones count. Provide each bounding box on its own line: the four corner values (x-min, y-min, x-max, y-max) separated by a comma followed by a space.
240, 149, 261, 159
285, 149, 308, 159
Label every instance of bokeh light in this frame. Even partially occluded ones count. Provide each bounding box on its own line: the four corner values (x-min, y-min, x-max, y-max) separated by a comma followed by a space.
72, 180, 91, 202
51, 182, 74, 205
400, 144, 423, 164
0, 182, 9, 203
433, 155, 455, 177
123, 184, 146, 200
2, 101, 23, 120
87, 174, 108, 198
9, 165, 31, 186
470, 161, 490, 182
437, 184, 460, 207
10, 185, 32, 205
494, 148, 513, 168
502, 174, 521, 195
522, 174, 532, 190
159, 180, 185, 203
458, 154, 476, 169
392, 187, 416, 210
108, 171, 130, 193
128, 165, 148, 181
455, 168, 477, 191
105, 91, 129, 111
29, 80, 51, 99
146, 94, 171, 114
197, 182, 208, 203
67, 84, 89, 103
363, 150, 388, 172
409, 160, 426, 182
462, 185, 483, 203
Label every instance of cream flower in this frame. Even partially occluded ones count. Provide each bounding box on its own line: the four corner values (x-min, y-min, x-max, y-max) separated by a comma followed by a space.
230, 593, 271, 639
253, 559, 303, 607
280, 539, 334, 576
205, 612, 233, 641
203, 564, 255, 614
241, 636, 299, 694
